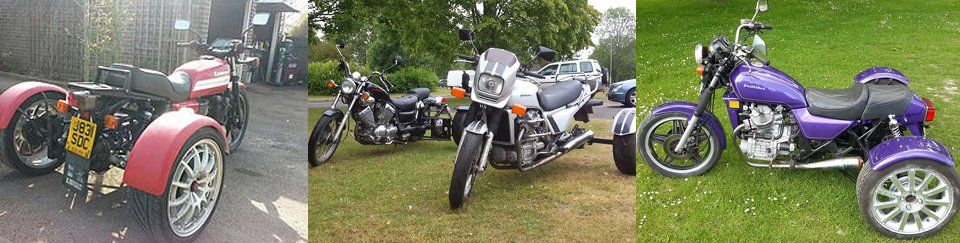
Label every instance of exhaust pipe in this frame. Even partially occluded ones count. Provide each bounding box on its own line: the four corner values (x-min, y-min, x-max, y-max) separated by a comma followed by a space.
522, 130, 594, 171
747, 156, 862, 169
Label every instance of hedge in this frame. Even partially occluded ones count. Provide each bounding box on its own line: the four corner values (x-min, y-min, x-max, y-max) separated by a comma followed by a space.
310, 62, 438, 96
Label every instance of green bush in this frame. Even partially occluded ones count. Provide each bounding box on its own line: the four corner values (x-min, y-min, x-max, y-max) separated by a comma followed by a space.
308, 61, 341, 96
385, 67, 437, 93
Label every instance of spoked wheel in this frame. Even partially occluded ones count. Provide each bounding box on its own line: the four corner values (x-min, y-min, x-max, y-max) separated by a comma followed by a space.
308, 112, 343, 166
449, 132, 484, 209
638, 112, 721, 177
857, 160, 960, 239
129, 128, 225, 242
226, 90, 249, 151
2, 92, 64, 175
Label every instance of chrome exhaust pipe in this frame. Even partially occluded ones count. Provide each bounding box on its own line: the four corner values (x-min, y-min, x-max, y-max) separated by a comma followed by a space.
747, 156, 862, 169
522, 130, 594, 171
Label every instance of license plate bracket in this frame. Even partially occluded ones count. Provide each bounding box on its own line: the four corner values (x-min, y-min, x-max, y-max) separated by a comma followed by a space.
63, 152, 90, 194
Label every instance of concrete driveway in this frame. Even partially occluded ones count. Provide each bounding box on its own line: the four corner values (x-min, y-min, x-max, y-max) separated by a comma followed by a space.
0, 72, 308, 242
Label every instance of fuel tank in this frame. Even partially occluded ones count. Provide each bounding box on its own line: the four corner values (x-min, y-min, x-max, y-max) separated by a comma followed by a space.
730, 63, 807, 109
173, 58, 231, 99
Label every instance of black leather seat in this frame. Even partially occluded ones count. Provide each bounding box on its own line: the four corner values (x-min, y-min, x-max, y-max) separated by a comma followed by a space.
538, 81, 583, 111
391, 88, 430, 111
806, 83, 912, 120
104, 64, 190, 101
861, 84, 912, 120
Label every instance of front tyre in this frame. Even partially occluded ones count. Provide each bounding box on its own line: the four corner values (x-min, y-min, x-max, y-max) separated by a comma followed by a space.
449, 132, 484, 209
308, 112, 343, 166
856, 160, 960, 239
1, 91, 64, 175
129, 128, 226, 242
226, 89, 249, 151
612, 133, 636, 175
638, 112, 721, 177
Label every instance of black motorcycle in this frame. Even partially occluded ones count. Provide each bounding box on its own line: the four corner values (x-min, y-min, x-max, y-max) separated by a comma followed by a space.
308, 41, 455, 166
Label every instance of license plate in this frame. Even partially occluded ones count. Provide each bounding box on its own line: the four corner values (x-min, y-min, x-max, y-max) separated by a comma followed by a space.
65, 116, 97, 159
63, 152, 90, 194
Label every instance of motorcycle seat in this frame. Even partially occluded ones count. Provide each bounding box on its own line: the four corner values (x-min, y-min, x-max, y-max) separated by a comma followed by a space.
407, 88, 430, 100
538, 81, 583, 111
861, 84, 912, 120
103, 64, 191, 102
806, 83, 912, 120
392, 94, 420, 111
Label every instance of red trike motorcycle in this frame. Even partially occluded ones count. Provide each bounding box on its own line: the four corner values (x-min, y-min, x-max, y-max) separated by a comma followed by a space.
0, 17, 264, 241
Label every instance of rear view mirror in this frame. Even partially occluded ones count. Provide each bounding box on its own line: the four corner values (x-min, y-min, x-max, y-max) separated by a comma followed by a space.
393, 55, 403, 65
458, 29, 474, 41
337, 40, 345, 49
757, 0, 768, 12
535, 46, 555, 62
252, 13, 270, 26
174, 20, 191, 30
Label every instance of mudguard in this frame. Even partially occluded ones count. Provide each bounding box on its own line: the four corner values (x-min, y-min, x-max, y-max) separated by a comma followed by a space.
464, 120, 488, 135
322, 108, 343, 118
650, 101, 727, 149
123, 109, 227, 196
611, 108, 636, 136
0, 81, 67, 129
854, 67, 909, 85
868, 136, 954, 171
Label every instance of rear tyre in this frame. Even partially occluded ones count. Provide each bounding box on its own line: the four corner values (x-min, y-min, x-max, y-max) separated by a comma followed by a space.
449, 132, 484, 209
612, 133, 636, 175
308, 112, 342, 166
1, 91, 64, 175
856, 160, 960, 239
129, 128, 225, 242
451, 110, 467, 145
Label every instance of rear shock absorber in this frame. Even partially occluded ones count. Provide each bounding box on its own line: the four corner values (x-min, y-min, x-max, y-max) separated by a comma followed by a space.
888, 114, 902, 137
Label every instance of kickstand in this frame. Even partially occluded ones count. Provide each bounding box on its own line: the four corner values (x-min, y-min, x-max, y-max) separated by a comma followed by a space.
838, 169, 856, 184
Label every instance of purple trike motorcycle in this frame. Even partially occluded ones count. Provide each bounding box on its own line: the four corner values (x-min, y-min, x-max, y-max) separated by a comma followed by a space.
639, 0, 957, 239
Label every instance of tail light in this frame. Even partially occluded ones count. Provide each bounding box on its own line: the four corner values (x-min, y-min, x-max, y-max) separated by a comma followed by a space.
923, 98, 936, 122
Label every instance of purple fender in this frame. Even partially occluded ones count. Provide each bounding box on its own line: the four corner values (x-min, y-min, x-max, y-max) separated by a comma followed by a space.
854, 67, 909, 85
868, 136, 954, 171
651, 101, 727, 149
123, 109, 228, 196
0, 81, 67, 129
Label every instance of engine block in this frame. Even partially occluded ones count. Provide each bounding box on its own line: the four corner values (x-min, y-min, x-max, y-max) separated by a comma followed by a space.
737, 104, 795, 161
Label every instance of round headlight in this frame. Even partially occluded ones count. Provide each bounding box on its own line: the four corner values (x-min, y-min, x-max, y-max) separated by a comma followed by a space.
477, 74, 504, 95
341, 78, 357, 94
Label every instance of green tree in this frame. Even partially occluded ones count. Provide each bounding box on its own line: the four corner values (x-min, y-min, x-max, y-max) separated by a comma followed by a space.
589, 7, 636, 83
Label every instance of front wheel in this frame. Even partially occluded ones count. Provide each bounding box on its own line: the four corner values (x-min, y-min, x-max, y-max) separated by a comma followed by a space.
612, 133, 636, 175
1, 91, 64, 175
129, 128, 225, 242
638, 112, 721, 177
449, 132, 484, 209
226, 89, 249, 151
856, 160, 960, 239
308, 112, 343, 166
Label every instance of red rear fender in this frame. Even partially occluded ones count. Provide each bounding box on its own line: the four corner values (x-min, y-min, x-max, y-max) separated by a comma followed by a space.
0, 82, 67, 129
122, 108, 227, 196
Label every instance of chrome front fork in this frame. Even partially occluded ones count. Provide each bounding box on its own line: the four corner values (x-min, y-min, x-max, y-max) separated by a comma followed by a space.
673, 70, 722, 153
331, 95, 357, 143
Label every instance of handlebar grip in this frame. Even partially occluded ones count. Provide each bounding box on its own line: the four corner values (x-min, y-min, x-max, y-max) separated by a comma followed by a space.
457, 55, 477, 62
176, 42, 192, 47
753, 23, 773, 30
524, 71, 545, 79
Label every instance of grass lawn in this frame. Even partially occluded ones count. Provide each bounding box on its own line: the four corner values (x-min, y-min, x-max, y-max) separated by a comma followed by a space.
308, 99, 635, 241
636, 0, 960, 241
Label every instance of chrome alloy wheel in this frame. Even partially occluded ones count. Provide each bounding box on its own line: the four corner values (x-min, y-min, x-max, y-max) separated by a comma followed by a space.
166, 138, 223, 237
871, 168, 953, 235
